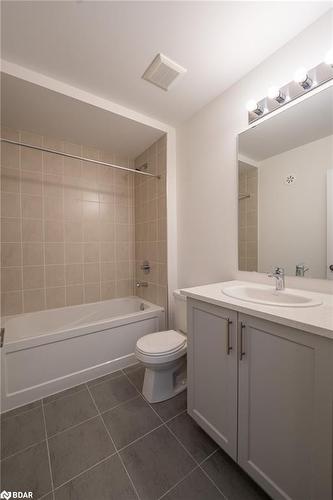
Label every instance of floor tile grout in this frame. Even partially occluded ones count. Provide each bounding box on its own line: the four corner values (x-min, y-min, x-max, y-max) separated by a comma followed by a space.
1, 402, 42, 422
157, 464, 199, 500
41, 398, 56, 500
0, 438, 47, 463
52, 452, 117, 492
43, 386, 88, 407
85, 382, 142, 500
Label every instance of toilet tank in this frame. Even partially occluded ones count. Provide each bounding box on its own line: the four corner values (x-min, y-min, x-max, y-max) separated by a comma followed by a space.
173, 290, 187, 334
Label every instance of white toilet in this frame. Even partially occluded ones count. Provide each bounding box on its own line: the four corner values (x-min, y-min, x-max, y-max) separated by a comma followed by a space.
135, 290, 187, 403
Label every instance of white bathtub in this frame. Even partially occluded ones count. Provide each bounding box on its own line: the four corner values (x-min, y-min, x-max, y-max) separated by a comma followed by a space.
1, 297, 164, 412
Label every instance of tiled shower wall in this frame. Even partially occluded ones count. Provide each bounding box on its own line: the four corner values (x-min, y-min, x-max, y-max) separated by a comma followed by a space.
238, 163, 258, 272
1, 128, 135, 315
134, 135, 168, 310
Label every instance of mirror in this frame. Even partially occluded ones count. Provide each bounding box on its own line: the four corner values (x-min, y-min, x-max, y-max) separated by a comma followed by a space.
238, 85, 333, 279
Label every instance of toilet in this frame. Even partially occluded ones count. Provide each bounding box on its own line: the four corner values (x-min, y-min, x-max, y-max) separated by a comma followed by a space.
135, 290, 187, 403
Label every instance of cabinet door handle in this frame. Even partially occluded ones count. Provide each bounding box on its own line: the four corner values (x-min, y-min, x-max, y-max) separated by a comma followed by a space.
0, 328, 4, 348
240, 322, 246, 360
226, 319, 232, 355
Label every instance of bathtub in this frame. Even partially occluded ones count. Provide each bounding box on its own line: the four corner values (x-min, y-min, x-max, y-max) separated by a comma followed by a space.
1, 297, 164, 412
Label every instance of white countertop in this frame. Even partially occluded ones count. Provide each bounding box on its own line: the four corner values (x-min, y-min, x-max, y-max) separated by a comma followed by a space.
181, 280, 333, 339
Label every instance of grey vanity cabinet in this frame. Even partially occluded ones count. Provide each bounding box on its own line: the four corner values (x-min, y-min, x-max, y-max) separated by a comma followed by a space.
187, 299, 333, 500
238, 313, 333, 500
187, 299, 238, 459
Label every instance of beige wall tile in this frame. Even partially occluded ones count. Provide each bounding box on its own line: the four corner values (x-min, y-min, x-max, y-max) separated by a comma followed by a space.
84, 263, 100, 283
46, 265, 65, 287
83, 242, 99, 263
46, 287, 66, 309
23, 289, 45, 313
66, 285, 84, 306
44, 221, 64, 242
21, 195, 43, 219
21, 148, 43, 172
1, 128, 137, 314
2, 267, 22, 292
21, 171, 42, 196
2, 291, 23, 315
1, 218, 21, 242
65, 243, 83, 264
65, 263, 83, 285
1, 168, 20, 193
23, 266, 44, 290
1, 142, 20, 169
2, 243, 22, 267
45, 243, 64, 265
84, 284, 100, 303
1, 192, 20, 218
23, 243, 44, 266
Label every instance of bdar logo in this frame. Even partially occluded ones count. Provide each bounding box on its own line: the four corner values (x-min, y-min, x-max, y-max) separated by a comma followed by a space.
0, 491, 12, 499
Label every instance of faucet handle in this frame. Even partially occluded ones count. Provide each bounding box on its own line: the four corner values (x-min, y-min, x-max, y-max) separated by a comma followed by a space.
271, 266, 284, 275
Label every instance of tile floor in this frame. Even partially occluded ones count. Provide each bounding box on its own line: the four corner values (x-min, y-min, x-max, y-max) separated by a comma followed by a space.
1, 364, 270, 500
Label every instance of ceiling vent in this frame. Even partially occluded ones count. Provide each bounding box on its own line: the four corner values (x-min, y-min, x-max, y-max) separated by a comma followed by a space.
142, 53, 187, 91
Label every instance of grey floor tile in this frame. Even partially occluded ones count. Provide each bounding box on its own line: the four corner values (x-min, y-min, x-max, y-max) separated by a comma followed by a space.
89, 374, 138, 413
1, 406, 45, 458
43, 384, 86, 405
102, 395, 161, 449
167, 412, 218, 463
40, 494, 54, 500
48, 416, 115, 487
54, 455, 137, 500
1, 441, 52, 499
163, 468, 224, 500
123, 363, 145, 391
1, 400, 42, 421
87, 370, 123, 388
202, 450, 271, 500
44, 388, 98, 436
151, 390, 187, 421
120, 426, 195, 500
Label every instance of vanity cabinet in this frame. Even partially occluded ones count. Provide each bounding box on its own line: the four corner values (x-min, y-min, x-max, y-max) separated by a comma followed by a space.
187, 300, 238, 459
187, 299, 333, 500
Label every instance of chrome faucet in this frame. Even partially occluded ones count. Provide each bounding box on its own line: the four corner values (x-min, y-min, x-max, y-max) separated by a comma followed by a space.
136, 281, 148, 288
268, 267, 285, 290
296, 263, 309, 277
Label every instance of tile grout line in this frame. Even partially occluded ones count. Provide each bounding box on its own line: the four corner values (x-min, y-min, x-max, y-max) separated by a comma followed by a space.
52, 452, 117, 493
85, 382, 142, 500
41, 398, 56, 500
122, 369, 228, 499
157, 464, 199, 500
122, 369, 221, 500
0, 438, 47, 463
1, 401, 43, 422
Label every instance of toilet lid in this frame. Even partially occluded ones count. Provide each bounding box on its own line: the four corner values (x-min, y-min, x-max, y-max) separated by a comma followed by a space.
136, 330, 186, 356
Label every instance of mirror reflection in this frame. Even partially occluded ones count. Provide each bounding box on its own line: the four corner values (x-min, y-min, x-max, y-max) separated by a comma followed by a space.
238, 86, 333, 279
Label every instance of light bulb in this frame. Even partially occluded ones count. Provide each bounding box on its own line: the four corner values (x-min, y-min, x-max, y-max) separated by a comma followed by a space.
268, 86, 286, 103
325, 48, 333, 66
294, 68, 312, 89
246, 100, 258, 112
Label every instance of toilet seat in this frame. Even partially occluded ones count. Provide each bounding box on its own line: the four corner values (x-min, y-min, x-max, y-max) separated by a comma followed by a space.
135, 330, 187, 365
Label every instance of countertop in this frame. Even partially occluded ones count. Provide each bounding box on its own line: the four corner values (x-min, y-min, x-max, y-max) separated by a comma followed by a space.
181, 280, 333, 339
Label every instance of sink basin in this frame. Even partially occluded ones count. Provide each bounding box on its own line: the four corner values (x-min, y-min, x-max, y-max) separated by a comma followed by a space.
222, 285, 322, 308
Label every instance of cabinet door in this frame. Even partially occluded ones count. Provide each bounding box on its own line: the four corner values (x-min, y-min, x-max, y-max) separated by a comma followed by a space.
187, 299, 238, 459
238, 314, 333, 500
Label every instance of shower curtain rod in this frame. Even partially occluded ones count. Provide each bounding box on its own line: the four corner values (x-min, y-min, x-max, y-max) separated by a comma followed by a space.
0, 138, 160, 179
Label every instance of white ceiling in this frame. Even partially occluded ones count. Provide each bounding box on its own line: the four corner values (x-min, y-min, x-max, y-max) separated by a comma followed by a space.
239, 85, 333, 162
1, 73, 164, 159
1, 1, 331, 125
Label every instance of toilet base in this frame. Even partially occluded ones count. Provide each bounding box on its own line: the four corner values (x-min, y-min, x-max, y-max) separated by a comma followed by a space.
142, 355, 187, 403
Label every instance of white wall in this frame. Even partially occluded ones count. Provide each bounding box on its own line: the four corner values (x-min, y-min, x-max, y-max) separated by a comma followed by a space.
177, 9, 333, 292
258, 135, 332, 279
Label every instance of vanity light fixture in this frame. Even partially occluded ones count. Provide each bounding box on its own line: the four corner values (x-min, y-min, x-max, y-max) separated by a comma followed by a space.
246, 100, 264, 116
294, 68, 312, 89
247, 54, 333, 124
267, 86, 286, 103
325, 49, 333, 67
